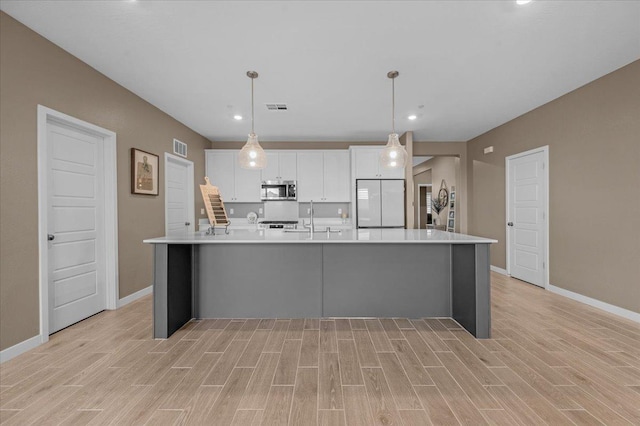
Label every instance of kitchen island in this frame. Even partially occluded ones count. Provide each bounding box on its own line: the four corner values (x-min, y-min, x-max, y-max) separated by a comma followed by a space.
144, 229, 497, 339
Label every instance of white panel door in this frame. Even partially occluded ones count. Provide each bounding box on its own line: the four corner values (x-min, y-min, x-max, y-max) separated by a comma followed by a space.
357, 180, 381, 227
47, 122, 105, 333
165, 155, 194, 234
508, 150, 546, 287
297, 152, 324, 202
381, 180, 405, 227
323, 151, 350, 202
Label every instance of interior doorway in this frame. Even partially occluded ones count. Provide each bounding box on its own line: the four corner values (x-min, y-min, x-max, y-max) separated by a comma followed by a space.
164, 153, 194, 235
506, 146, 549, 288
37, 106, 119, 341
417, 184, 432, 229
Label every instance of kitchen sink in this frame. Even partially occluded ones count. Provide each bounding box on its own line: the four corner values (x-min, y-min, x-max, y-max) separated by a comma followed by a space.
283, 228, 341, 234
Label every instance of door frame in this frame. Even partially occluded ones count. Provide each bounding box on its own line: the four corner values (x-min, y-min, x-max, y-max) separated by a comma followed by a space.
164, 153, 194, 235
416, 184, 432, 229
505, 145, 549, 288
37, 105, 119, 344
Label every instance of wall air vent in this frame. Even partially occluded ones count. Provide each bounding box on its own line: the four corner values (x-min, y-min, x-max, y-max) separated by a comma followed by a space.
265, 104, 288, 111
173, 138, 187, 158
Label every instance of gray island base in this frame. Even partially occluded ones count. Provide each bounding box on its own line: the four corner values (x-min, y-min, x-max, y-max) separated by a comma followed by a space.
144, 229, 497, 339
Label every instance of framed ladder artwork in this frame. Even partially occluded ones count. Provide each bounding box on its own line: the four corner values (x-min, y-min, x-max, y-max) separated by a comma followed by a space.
447, 187, 456, 232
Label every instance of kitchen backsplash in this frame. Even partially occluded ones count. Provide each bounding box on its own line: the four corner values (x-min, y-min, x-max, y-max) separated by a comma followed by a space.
298, 202, 350, 219
223, 202, 350, 220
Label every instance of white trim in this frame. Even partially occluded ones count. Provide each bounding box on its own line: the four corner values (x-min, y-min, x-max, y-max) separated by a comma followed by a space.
548, 284, 640, 324
37, 105, 119, 346
164, 153, 195, 235
117, 285, 153, 308
505, 145, 549, 288
490, 265, 509, 276
0, 335, 41, 364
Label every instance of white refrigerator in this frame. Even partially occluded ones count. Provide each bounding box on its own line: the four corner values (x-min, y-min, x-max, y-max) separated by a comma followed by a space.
356, 179, 405, 228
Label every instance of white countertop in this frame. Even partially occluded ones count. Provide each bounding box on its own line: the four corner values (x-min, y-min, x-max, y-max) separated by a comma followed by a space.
144, 229, 497, 244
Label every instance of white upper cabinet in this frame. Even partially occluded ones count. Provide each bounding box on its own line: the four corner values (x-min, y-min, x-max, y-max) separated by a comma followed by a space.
297, 150, 350, 202
262, 152, 297, 181
297, 152, 324, 202
352, 147, 404, 179
205, 150, 261, 202
323, 151, 350, 201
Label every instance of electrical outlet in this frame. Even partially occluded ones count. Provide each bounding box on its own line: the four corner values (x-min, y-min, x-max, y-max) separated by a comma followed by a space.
200, 208, 205, 215
230, 208, 234, 215
338, 208, 342, 215
307, 208, 311, 214
259, 208, 263, 214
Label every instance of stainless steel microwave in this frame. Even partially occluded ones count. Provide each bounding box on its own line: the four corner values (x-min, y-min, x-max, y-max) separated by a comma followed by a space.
261, 181, 297, 201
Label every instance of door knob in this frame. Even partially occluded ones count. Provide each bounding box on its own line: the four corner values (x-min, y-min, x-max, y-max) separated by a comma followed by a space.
185, 222, 191, 226
47, 234, 55, 241
507, 222, 514, 227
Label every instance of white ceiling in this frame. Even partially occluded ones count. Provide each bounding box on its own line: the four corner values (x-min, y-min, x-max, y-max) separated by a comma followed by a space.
2, 1, 639, 143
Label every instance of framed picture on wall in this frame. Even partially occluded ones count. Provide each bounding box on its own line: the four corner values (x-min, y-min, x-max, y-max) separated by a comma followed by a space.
131, 148, 159, 195
448, 219, 455, 229
449, 211, 455, 219
450, 191, 456, 201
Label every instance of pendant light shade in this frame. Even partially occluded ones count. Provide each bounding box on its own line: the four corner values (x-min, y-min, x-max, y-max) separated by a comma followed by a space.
379, 71, 408, 169
238, 71, 266, 169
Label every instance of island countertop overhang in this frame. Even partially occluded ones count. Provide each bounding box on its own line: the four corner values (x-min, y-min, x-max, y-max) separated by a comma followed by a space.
144, 229, 497, 245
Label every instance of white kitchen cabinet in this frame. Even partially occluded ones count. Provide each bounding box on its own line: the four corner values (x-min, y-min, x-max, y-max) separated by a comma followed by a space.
297, 150, 350, 202
205, 150, 261, 202
323, 150, 350, 201
352, 147, 404, 179
262, 152, 297, 181
297, 152, 324, 202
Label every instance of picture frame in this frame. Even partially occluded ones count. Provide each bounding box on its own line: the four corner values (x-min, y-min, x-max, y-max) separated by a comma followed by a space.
448, 219, 455, 229
450, 191, 456, 201
131, 148, 159, 195
449, 201, 455, 209
449, 211, 455, 219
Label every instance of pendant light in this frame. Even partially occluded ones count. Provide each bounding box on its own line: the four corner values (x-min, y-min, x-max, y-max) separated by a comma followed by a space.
238, 71, 267, 169
379, 70, 408, 169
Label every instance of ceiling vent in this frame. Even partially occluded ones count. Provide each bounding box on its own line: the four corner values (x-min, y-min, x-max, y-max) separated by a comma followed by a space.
173, 138, 187, 158
265, 104, 288, 111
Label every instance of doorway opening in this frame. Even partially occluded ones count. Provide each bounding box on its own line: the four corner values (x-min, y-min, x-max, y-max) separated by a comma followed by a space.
37, 106, 119, 343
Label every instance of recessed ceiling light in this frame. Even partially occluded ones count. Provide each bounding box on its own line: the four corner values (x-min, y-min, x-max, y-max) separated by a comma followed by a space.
233, 115, 243, 120
408, 115, 417, 120
516, 0, 532, 5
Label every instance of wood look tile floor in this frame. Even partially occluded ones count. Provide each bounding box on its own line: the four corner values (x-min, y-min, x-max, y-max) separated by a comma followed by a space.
1, 272, 640, 425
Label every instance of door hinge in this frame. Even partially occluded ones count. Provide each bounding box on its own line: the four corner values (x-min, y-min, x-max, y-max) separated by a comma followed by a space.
542, 162, 545, 170
543, 261, 545, 269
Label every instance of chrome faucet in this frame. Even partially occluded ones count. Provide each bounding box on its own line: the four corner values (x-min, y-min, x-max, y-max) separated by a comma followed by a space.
308, 200, 315, 234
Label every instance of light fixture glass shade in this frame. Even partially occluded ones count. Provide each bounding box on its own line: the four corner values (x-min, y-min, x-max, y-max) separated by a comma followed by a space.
238, 133, 266, 169
380, 133, 408, 169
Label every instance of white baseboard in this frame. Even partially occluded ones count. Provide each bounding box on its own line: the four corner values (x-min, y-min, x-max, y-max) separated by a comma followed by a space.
117, 285, 152, 308
2, 286, 152, 364
490, 265, 509, 276
548, 284, 640, 324
0, 334, 42, 364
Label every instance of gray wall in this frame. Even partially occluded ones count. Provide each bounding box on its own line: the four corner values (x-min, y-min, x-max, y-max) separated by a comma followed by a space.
467, 60, 640, 314
0, 12, 212, 350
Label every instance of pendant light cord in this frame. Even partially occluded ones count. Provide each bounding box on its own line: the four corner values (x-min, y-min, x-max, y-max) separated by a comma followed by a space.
251, 77, 255, 135
391, 76, 395, 134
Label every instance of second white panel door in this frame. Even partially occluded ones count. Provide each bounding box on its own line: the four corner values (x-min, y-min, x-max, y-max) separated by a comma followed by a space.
508, 149, 546, 287
165, 154, 194, 234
